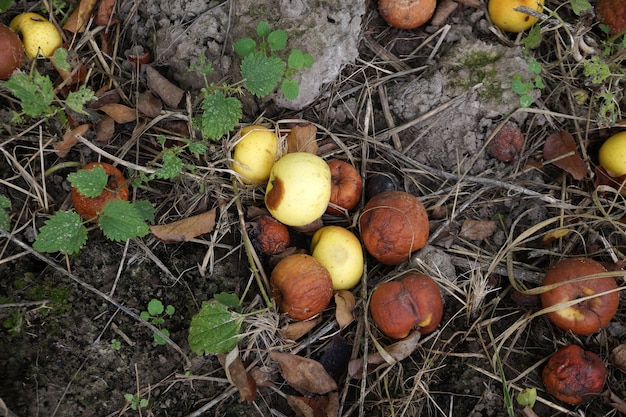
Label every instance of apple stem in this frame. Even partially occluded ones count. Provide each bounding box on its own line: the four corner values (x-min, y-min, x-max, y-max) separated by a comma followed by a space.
232, 179, 273, 310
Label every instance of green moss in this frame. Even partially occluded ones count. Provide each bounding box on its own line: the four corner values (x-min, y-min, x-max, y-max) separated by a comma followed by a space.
449, 50, 505, 103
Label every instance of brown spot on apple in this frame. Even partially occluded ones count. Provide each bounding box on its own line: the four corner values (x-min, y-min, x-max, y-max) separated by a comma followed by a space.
265, 177, 284, 211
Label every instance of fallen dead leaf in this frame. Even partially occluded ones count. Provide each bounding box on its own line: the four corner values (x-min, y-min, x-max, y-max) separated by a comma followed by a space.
270, 351, 338, 395
55, 124, 90, 157
99, 104, 137, 124
543, 130, 588, 180
278, 316, 322, 341
541, 228, 571, 246
334, 291, 355, 329
218, 347, 256, 403
286, 392, 339, 417
348, 331, 421, 378
145, 65, 184, 108
459, 219, 497, 241
286, 123, 318, 154
94, 0, 119, 26
150, 207, 217, 243
63, 0, 97, 32
317, 335, 351, 382
95, 115, 115, 145
595, 165, 626, 194
137, 90, 162, 118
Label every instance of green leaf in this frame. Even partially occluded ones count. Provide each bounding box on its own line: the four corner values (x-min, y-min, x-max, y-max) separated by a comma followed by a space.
527, 60, 542, 75
522, 25, 542, 49
234, 38, 256, 57
65, 86, 96, 115
140, 311, 150, 321
288, 50, 305, 71
67, 165, 108, 197
583, 56, 611, 84
569, 0, 592, 16
33, 211, 87, 254
98, 200, 149, 241
0, 195, 11, 230
154, 328, 169, 345
0, 0, 13, 12
53, 48, 71, 72
199, 91, 242, 141
165, 305, 175, 316
281, 79, 300, 100
133, 200, 155, 223
214, 292, 241, 312
4, 72, 56, 117
148, 298, 165, 315
188, 55, 214, 76
186, 140, 207, 155
240, 52, 286, 97
267, 29, 288, 51
303, 53, 314, 68
256, 21, 271, 38
519, 94, 534, 108
188, 301, 242, 355
511, 76, 530, 95
154, 149, 183, 179
534, 76, 545, 89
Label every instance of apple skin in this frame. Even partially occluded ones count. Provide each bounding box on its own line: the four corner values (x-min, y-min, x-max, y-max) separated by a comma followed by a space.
10, 12, 63, 58
599, 131, 626, 176
0, 23, 25, 80
540, 258, 619, 336
232, 125, 279, 184
326, 159, 362, 215
265, 152, 331, 227
310, 225, 364, 290
488, 0, 544, 33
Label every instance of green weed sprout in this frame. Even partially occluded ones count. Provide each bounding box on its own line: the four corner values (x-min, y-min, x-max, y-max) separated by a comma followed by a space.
189, 21, 313, 141
124, 393, 148, 411
511, 59, 544, 108
141, 298, 175, 345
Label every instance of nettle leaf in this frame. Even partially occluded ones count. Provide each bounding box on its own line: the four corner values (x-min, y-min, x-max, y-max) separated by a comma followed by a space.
186, 140, 207, 155
98, 200, 149, 241
214, 292, 242, 313
154, 149, 183, 179
570, 0, 592, 15
522, 25, 542, 49
154, 328, 169, 345
66, 86, 96, 115
288, 50, 305, 71
5, 72, 56, 117
200, 90, 242, 141
302, 53, 314, 68
241, 52, 286, 97
133, 200, 155, 223
188, 301, 242, 355
33, 211, 87, 254
148, 299, 165, 315
256, 21, 271, 38
281, 79, 300, 100
234, 38, 256, 57
67, 165, 108, 197
188, 55, 214, 76
0, 195, 12, 230
53, 48, 71, 72
267, 29, 287, 51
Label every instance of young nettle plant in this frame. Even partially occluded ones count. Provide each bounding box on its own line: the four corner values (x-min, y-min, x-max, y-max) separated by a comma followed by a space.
189, 21, 313, 141
141, 298, 175, 345
33, 164, 154, 254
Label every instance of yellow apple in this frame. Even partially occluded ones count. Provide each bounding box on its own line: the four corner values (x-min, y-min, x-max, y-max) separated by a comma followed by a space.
488, 0, 544, 33
265, 152, 331, 226
232, 125, 279, 184
599, 131, 626, 176
311, 225, 363, 290
10, 12, 62, 58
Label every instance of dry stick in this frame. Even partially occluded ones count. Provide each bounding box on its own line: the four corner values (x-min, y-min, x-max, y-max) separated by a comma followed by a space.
377, 84, 401, 151
0, 229, 192, 370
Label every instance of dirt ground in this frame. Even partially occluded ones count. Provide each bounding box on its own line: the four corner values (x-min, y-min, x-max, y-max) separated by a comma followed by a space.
2, 0, 626, 416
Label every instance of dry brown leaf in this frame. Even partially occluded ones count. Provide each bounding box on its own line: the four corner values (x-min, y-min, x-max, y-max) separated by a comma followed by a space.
286, 392, 339, 417
286, 123, 318, 154
348, 331, 421, 378
55, 124, 90, 157
150, 208, 217, 243
594, 165, 626, 194
63, 0, 97, 32
430, 0, 459, 26
278, 316, 322, 340
248, 366, 274, 388
459, 219, 497, 241
270, 351, 338, 395
218, 348, 257, 403
541, 228, 571, 246
137, 90, 162, 118
318, 335, 351, 382
99, 104, 137, 124
543, 130, 588, 180
95, 115, 115, 145
52, 49, 87, 85
145, 65, 184, 108
94, 0, 119, 26
334, 291, 355, 329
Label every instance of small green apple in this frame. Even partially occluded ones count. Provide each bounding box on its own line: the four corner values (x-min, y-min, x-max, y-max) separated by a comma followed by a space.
10, 12, 63, 58
488, 0, 543, 33
311, 225, 363, 290
265, 152, 331, 227
232, 125, 279, 184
